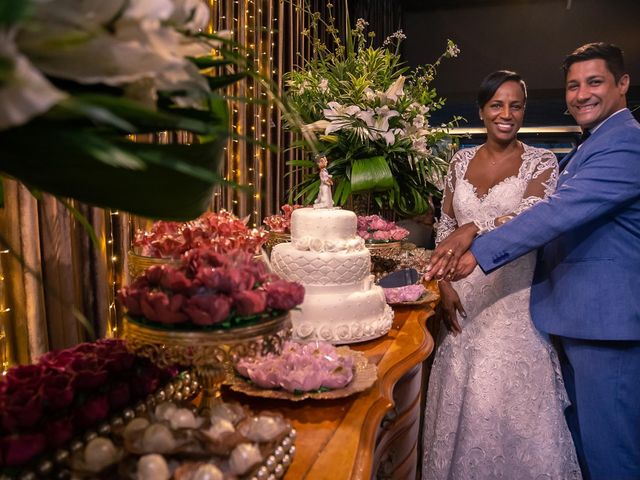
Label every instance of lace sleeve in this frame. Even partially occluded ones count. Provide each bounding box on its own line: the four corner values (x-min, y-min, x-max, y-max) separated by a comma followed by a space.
474, 149, 558, 233
435, 155, 459, 246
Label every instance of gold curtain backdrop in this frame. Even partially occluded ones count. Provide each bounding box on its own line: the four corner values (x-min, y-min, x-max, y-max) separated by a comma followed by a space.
0, 0, 315, 366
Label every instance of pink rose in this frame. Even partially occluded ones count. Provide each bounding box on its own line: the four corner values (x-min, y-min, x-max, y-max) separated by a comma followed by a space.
183, 294, 232, 325
233, 289, 267, 316
391, 227, 410, 240
196, 266, 234, 293
265, 280, 305, 311
372, 230, 391, 241
0, 433, 46, 467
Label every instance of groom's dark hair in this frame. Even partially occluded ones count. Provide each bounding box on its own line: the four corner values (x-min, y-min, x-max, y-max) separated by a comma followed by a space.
563, 42, 626, 83
476, 70, 527, 109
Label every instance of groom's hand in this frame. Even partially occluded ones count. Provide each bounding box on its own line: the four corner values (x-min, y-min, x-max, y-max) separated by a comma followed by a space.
424, 223, 479, 280
451, 251, 478, 281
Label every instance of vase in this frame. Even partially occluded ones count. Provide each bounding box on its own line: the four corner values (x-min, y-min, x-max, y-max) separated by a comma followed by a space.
123, 313, 292, 410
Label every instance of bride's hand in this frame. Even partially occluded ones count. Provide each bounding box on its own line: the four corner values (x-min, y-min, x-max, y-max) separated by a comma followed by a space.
424, 223, 479, 280
438, 280, 465, 335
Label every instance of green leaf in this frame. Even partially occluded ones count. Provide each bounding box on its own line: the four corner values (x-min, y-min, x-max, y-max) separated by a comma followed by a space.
207, 73, 249, 91
0, 120, 228, 220
0, 0, 32, 26
350, 156, 394, 193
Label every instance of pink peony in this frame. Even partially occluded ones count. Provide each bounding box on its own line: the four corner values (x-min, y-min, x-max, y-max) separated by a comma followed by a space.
183, 294, 232, 326
140, 291, 189, 324
233, 290, 267, 316
265, 280, 305, 311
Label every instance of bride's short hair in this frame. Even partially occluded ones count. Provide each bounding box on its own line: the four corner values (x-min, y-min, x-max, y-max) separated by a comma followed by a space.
477, 70, 527, 109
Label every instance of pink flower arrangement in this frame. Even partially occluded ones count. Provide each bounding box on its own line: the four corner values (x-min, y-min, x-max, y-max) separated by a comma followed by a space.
0, 339, 173, 468
356, 215, 410, 243
235, 341, 354, 393
262, 204, 303, 233
118, 249, 305, 328
133, 210, 268, 259
383, 284, 426, 304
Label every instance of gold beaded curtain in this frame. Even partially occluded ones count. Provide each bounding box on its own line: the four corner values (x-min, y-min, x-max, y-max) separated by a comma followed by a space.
205, 0, 324, 226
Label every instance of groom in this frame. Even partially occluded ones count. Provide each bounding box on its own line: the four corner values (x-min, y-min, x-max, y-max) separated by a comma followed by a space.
425, 43, 640, 480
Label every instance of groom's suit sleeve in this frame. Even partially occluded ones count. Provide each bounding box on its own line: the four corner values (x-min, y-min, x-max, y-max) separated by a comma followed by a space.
471, 132, 640, 274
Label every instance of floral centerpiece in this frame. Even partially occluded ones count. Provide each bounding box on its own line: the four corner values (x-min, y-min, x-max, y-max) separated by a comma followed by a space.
119, 249, 305, 330
285, 7, 461, 216
262, 205, 304, 234
0, 0, 247, 219
357, 215, 409, 243
133, 210, 268, 259
0, 339, 173, 469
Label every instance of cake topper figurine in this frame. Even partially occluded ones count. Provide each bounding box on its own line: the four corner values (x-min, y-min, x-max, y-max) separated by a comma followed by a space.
313, 154, 334, 209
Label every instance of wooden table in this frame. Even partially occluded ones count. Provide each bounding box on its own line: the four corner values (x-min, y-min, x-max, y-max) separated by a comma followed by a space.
224, 302, 436, 479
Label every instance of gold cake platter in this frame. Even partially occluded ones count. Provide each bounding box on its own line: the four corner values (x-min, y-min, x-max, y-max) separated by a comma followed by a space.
228, 348, 377, 402
365, 240, 402, 258
123, 313, 292, 409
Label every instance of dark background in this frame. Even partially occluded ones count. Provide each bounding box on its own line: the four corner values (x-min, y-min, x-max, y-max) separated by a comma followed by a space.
400, 0, 640, 127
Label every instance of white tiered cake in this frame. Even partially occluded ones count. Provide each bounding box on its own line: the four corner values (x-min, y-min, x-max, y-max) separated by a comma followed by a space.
270, 207, 393, 344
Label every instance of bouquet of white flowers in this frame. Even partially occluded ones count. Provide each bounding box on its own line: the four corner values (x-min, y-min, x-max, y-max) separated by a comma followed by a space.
285, 8, 461, 216
0, 0, 246, 219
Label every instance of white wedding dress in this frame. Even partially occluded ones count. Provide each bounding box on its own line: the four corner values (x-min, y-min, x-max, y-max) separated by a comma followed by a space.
422, 145, 582, 480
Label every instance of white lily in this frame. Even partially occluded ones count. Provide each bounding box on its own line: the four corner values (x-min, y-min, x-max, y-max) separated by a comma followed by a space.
0, 30, 66, 130
16, 0, 211, 109
169, 0, 211, 33
302, 119, 331, 132
357, 105, 399, 145
375, 75, 405, 105
323, 101, 362, 134
318, 78, 329, 93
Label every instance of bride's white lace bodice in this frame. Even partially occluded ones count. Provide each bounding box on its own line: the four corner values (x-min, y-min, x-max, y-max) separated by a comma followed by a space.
423, 144, 581, 480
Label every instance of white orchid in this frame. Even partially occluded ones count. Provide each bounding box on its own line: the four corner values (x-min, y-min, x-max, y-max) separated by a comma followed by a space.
0, 30, 66, 130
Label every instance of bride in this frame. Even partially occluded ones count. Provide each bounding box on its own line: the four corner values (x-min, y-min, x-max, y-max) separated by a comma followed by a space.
422, 70, 581, 479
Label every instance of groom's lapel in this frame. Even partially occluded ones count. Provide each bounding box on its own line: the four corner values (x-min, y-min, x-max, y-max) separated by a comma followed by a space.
558, 147, 578, 172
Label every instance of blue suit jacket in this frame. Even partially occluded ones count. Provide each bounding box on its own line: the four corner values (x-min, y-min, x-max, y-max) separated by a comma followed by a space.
471, 109, 640, 340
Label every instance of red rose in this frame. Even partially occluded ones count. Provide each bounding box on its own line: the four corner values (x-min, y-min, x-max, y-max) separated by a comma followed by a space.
140, 291, 189, 324
74, 395, 109, 430
4, 364, 44, 393
183, 294, 232, 325
265, 280, 306, 311
40, 369, 74, 410
233, 289, 267, 316
130, 364, 162, 399
1, 390, 43, 430
43, 415, 74, 449
1, 433, 46, 467
108, 381, 131, 410
70, 356, 109, 390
